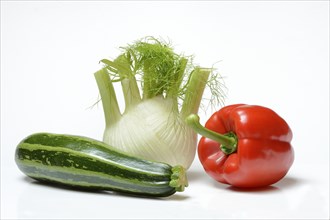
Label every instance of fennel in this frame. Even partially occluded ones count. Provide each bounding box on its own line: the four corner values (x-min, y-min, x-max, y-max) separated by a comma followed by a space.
94, 37, 224, 169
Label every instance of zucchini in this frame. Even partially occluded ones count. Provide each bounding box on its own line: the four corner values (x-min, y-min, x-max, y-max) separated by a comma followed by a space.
15, 133, 188, 197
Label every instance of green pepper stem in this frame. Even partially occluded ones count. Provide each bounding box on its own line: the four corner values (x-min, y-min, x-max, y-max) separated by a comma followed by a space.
185, 114, 237, 155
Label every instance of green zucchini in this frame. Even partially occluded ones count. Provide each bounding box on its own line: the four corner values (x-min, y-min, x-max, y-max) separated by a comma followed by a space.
15, 133, 188, 197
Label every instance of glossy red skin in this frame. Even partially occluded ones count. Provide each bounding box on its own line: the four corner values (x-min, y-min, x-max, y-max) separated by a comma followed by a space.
198, 104, 294, 188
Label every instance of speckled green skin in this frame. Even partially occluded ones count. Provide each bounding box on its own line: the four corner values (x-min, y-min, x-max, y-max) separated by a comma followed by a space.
15, 133, 186, 197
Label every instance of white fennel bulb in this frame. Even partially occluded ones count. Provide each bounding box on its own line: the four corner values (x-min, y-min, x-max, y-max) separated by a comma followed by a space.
103, 96, 197, 168
94, 37, 224, 169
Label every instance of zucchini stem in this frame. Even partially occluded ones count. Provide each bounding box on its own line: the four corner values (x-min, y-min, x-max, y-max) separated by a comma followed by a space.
94, 68, 121, 127
169, 165, 188, 192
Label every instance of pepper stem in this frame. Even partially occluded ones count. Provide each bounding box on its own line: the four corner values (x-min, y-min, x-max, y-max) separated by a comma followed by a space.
185, 114, 238, 155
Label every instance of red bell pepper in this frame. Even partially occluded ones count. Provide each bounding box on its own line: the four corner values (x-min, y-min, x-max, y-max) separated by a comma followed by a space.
186, 104, 294, 188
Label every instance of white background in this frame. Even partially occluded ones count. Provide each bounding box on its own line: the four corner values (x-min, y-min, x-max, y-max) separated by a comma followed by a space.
1, 1, 329, 219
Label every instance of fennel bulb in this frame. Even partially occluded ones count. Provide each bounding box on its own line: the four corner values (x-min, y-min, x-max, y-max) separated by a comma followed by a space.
103, 95, 196, 167
94, 37, 224, 169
